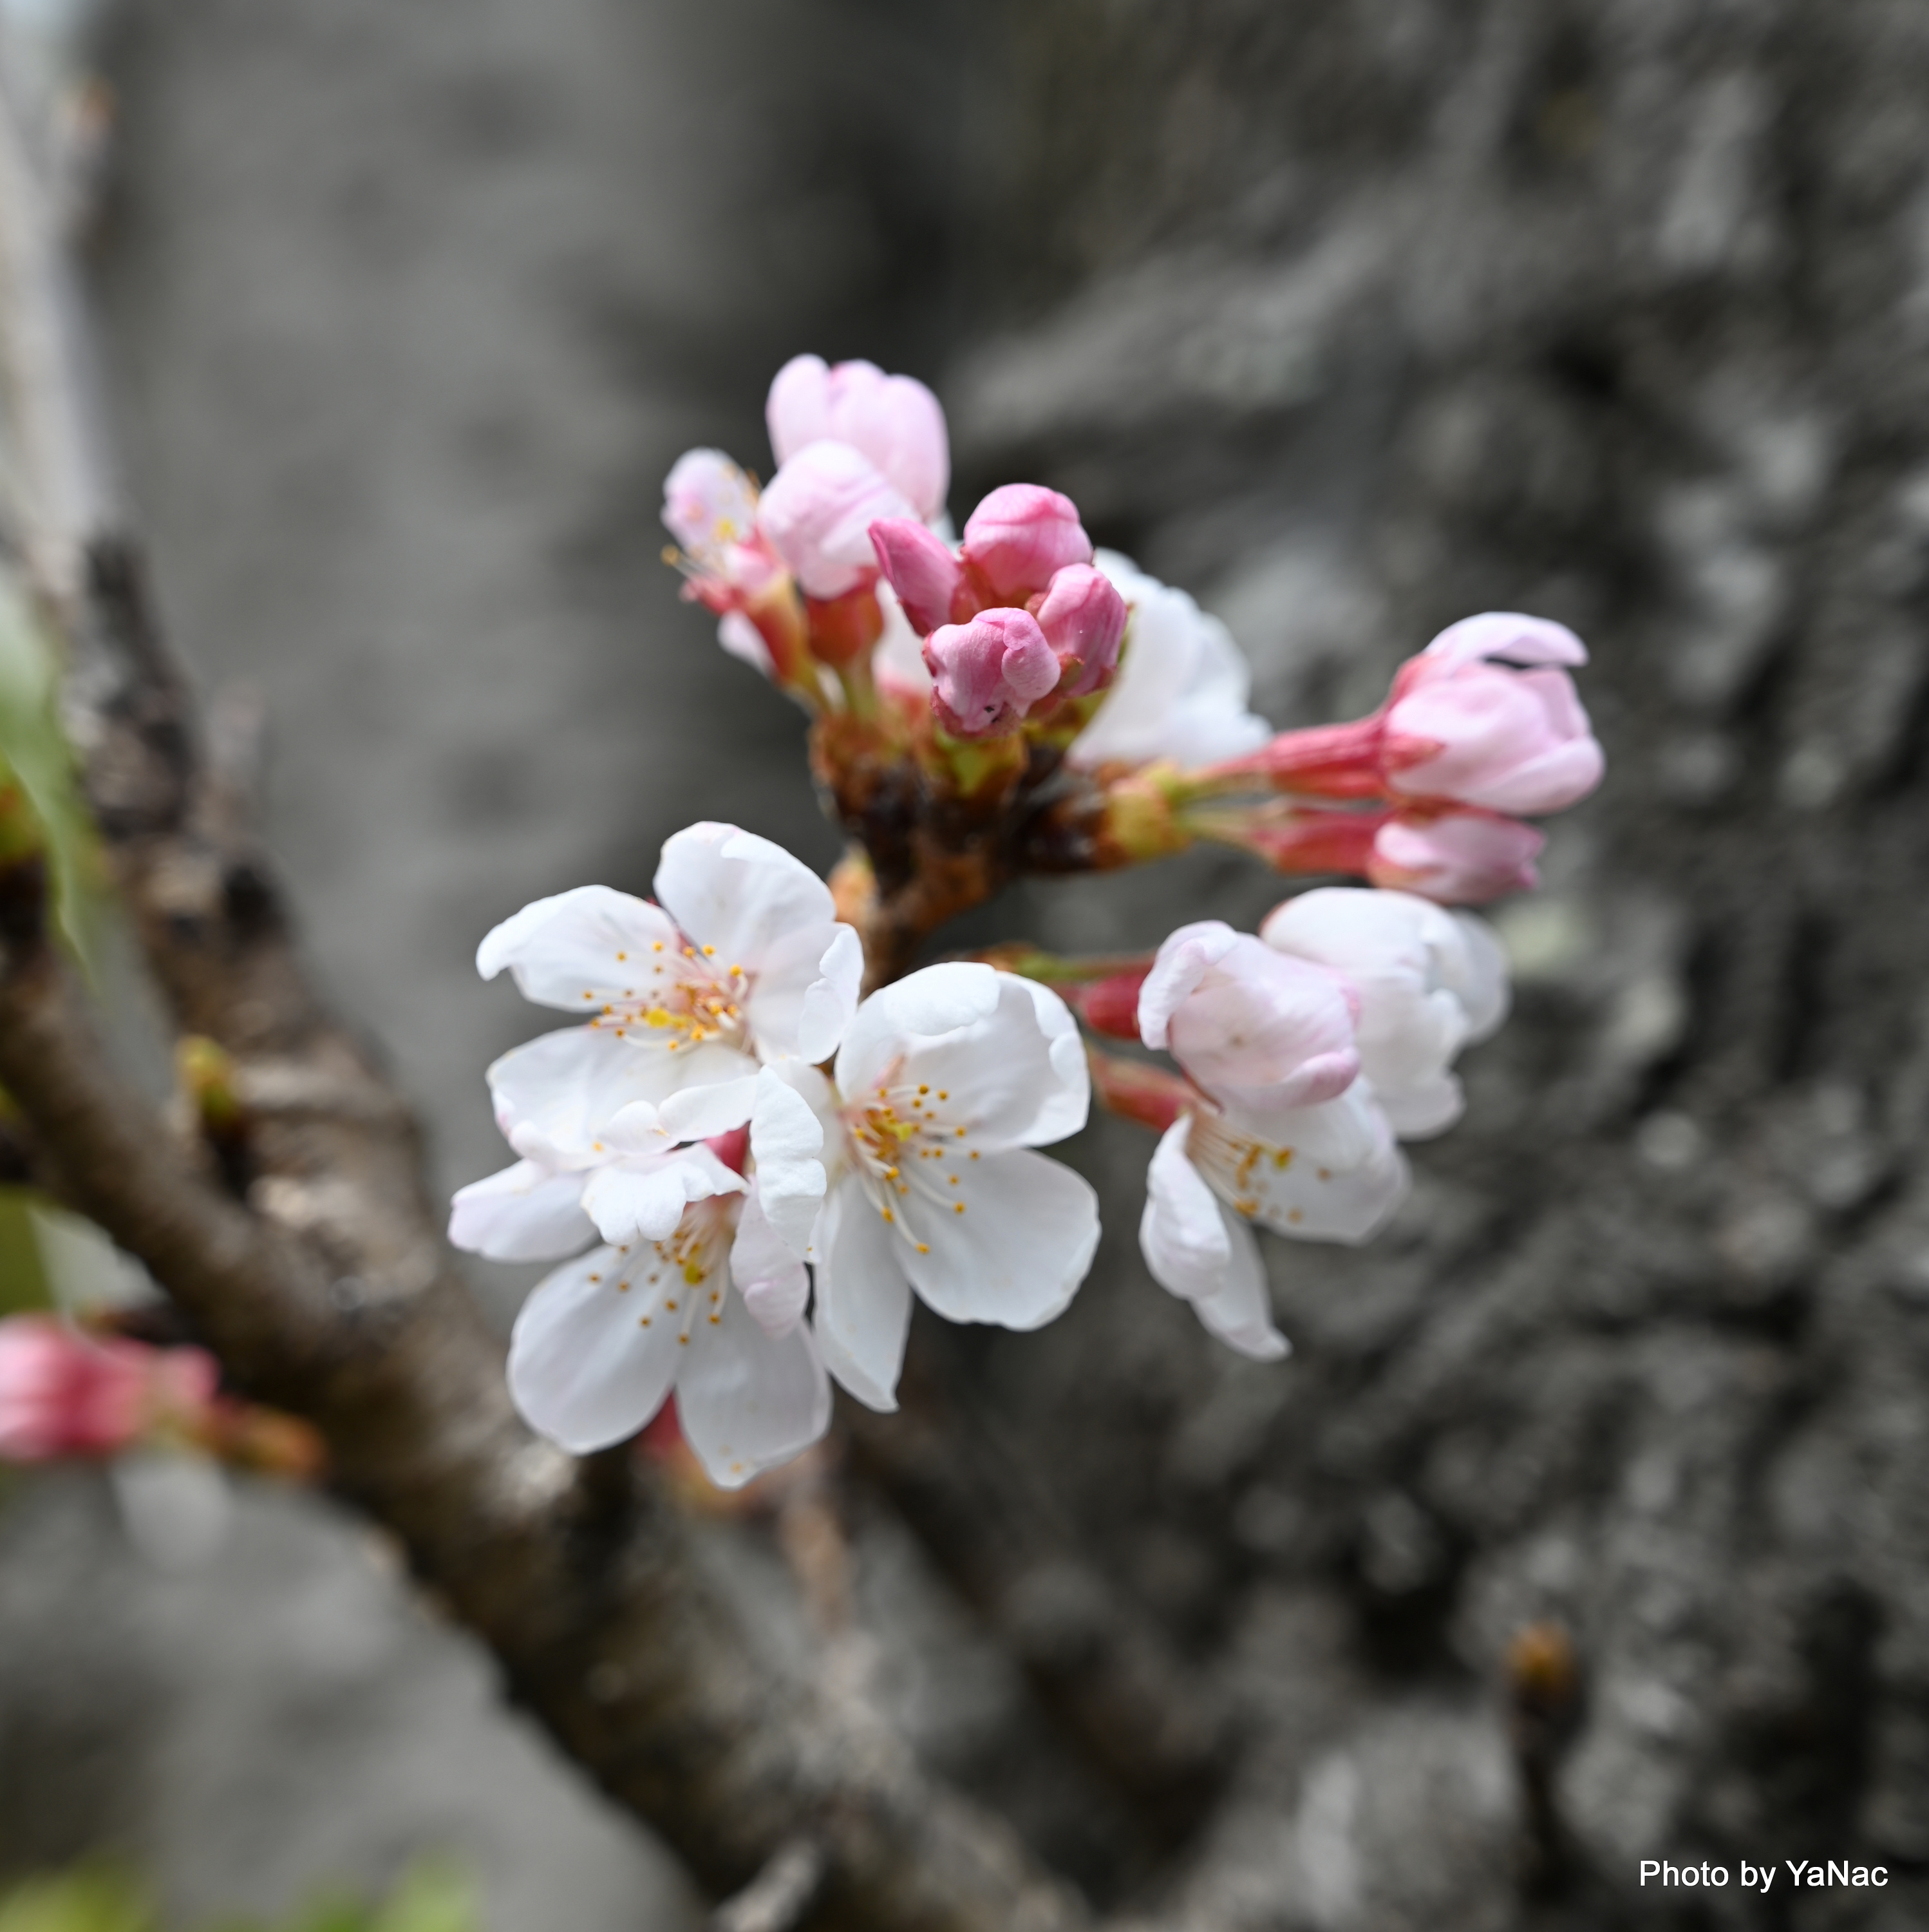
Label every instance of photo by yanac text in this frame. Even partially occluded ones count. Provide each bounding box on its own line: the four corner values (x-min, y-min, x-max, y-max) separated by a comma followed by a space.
449, 350, 1607, 1490
1640, 1861, 1891, 1892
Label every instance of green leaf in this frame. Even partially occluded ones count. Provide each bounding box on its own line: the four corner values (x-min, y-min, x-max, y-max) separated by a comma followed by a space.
0, 1871, 150, 1932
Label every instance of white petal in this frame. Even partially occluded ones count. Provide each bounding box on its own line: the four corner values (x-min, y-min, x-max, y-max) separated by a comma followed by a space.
731, 1186, 811, 1336
742, 919, 850, 1062
489, 1029, 756, 1168
447, 1161, 593, 1263
1189, 1208, 1290, 1362
1448, 911, 1510, 1042
507, 1247, 682, 1452
717, 612, 776, 676
677, 1288, 831, 1489
898, 1148, 1098, 1331
796, 923, 865, 1064
654, 822, 836, 969
1012, 977, 1091, 1142
658, 1074, 762, 1141
1136, 920, 1239, 1050
476, 886, 681, 1010
1197, 1100, 1409, 1245
1214, 1084, 1384, 1165
581, 1146, 744, 1246
812, 1180, 912, 1412
1138, 1119, 1231, 1301
836, 960, 1001, 1094
749, 1066, 828, 1256
1377, 1073, 1465, 1139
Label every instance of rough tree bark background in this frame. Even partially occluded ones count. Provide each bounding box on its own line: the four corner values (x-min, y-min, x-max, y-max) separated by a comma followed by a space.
3, 1, 1927, 1929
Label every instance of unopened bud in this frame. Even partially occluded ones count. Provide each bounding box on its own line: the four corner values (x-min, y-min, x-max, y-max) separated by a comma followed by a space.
923, 608, 1060, 737
1031, 563, 1126, 698
959, 484, 1092, 602
869, 517, 965, 634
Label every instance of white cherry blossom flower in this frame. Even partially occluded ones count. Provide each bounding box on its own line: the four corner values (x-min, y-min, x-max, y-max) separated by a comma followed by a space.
1259, 886, 1509, 1137
749, 963, 1099, 1411
478, 824, 863, 1168
507, 1182, 829, 1487
1140, 1095, 1407, 1361
1068, 551, 1272, 770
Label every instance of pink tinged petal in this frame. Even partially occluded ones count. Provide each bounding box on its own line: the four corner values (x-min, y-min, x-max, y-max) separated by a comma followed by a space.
1152, 926, 1362, 1111
507, 1246, 682, 1453
677, 1287, 831, 1488
757, 440, 914, 599
1196, 1097, 1408, 1245
959, 483, 1093, 602
1386, 663, 1603, 815
1422, 611, 1588, 670
1032, 564, 1127, 697
923, 608, 1060, 737
448, 1160, 593, 1262
662, 448, 761, 572
717, 612, 776, 677
1138, 920, 1241, 1049
748, 1066, 828, 1258
766, 354, 836, 464
487, 1028, 756, 1169
898, 1148, 1100, 1330
1368, 811, 1544, 904
476, 886, 681, 1009
580, 1146, 745, 1247
1259, 886, 1496, 1137
654, 821, 837, 967
825, 364, 950, 523
657, 1075, 762, 1142
795, 923, 864, 1065
869, 517, 964, 634
812, 1180, 914, 1412
731, 1186, 811, 1337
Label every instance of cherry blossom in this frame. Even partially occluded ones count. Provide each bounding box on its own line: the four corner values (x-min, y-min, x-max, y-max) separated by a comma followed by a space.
1140, 1099, 1406, 1361
477, 823, 862, 1169
506, 1180, 829, 1487
758, 439, 918, 600
0, 1314, 219, 1461
1369, 806, 1545, 902
766, 354, 950, 524
1260, 887, 1509, 1136
1067, 553, 1272, 769
749, 963, 1099, 1410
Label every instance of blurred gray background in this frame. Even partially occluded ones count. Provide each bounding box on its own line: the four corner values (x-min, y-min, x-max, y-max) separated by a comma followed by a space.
7, 1, 1929, 1927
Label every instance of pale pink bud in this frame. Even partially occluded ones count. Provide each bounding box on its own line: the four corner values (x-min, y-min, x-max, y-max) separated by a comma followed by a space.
1032, 564, 1126, 698
960, 484, 1092, 602
1138, 920, 1360, 1126
1368, 810, 1544, 903
0, 1315, 218, 1461
766, 355, 950, 522
1383, 612, 1603, 815
869, 516, 964, 633
757, 441, 915, 600
923, 607, 1061, 737
662, 449, 761, 574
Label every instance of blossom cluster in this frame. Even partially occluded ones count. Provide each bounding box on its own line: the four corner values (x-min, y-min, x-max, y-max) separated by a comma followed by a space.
450, 354, 1604, 1488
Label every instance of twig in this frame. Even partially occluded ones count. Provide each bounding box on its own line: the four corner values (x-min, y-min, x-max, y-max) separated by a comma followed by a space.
710, 1838, 827, 1932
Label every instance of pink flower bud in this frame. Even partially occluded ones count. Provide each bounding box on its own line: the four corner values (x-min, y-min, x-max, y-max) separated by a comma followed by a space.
1382, 613, 1603, 815
766, 355, 950, 523
1368, 810, 1544, 903
1032, 564, 1127, 698
757, 441, 915, 600
869, 516, 965, 633
0, 1315, 218, 1461
923, 607, 1062, 737
960, 484, 1093, 602
1138, 921, 1361, 1127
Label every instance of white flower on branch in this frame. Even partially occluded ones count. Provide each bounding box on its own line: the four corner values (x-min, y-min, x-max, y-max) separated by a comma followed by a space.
1259, 886, 1509, 1137
749, 963, 1100, 1411
476, 822, 862, 1168
1066, 551, 1272, 770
